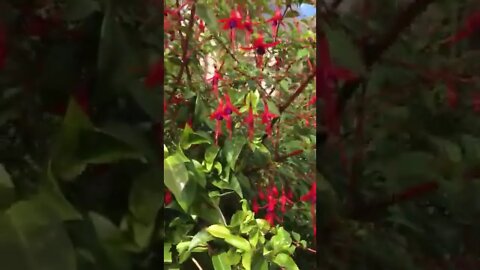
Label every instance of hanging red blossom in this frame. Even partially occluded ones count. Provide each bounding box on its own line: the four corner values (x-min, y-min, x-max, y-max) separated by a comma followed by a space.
300, 182, 316, 204
473, 92, 480, 113
218, 9, 244, 49
244, 106, 255, 140
241, 33, 279, 67
145, 59, 163, 89
223, 94, 240, 138
260, 100, 278, 136
279, 189, 293, 213
242, 14, 258, 45
266, 7, 284, 36
210, 99, 225, 144
207, 68, 222, 97
0, 22, 6, 70
445, 11, 480, 44
164, 189, 173, 205
252, 197, 260, 214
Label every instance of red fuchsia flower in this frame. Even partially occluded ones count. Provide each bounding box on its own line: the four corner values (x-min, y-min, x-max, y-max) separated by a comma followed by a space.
473, 92, 480, 113
252, 197, 260, 214
266, 7, 285, 36
223, 94, 241, 138
207, 68, 222, 97
258, 186, 266, 200
242, 14, 258, 45
145, 59, 163, 89
244, 106, 256, 140
210, 99, 225, 144
199, 19, 205, 33
164, 3, 187, 19
279, 189, 293, 213
300, 182, 316, 204
265, 211, 276, 226
445, 11, 480, 44
164, 189, 173, 205
241, 33, 279, 68
260, 99, 278, 137
307, 95, 317, 107
318, 35, 356, 136
218, 8, 244, 49
0, 22, 6, 70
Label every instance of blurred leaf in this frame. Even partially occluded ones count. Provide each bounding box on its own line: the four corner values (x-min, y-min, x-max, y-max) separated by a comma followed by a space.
212, 252, 232, 270
0, 200, 76, 270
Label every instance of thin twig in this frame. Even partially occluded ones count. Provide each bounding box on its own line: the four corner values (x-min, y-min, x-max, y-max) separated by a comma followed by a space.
192, 257, 204, 270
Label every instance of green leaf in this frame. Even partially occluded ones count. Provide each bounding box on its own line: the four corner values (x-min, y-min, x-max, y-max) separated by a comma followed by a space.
164, 243, 173, 263
164, 154, 194, 212
272, 253, 299, 270
128, 169, 162, 247
0, 164, 14, 209
128, 84, 163, 122
223, 136, 246, 171
324, 25, 365, 75
224, 235, 252, 251
296, 48, 309, 60
242, 250, 253, 270
204, 145, 220, 172
251, 252, 269, 270
189, 230, 213, 251
51, 98, 93, 180
212, 252, 232, 270
0, 200, 76, 270
430, 136, 462, 163
206, 224, 232, 239
180, 124, 211, 149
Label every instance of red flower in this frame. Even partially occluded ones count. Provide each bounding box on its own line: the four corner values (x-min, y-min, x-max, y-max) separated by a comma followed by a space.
218, 9, 244, 48
280, 189, 293, 213
207, 68, 222, 97
164, 99, 167, 113
223, 94, 240, 138
252, 197, 260, 214
145, 59, 163, 89
244, 106, 255, 140
241, 33, 279, 67
265, 211, 276, 226
164, 189, 173, 205
307, 95, 317, 107
258, 186, 266, 200
0, 23, 5, 70
199, 19, 205, 33
260, 100, 278, 137
210, 99, 225, 144
266, 7, 284, 35
473, 92, 480, 113
445, 11, 480, 44
164, 3, 187, 19
300, 182, 316, 204
242, 14, 258, 45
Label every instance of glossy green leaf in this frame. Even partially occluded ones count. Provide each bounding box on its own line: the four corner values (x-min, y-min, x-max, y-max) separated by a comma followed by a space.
272, 253, 299, 270
212, 252, 232, 270
0, 201, 76, 270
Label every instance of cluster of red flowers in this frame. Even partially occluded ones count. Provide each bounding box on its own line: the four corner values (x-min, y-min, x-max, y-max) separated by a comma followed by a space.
252, 181, 316, 236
